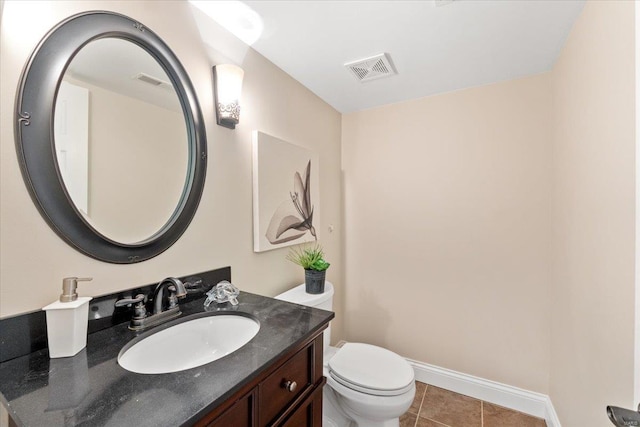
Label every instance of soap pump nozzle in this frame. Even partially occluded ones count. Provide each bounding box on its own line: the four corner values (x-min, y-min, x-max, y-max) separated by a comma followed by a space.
60, 277, 92, 302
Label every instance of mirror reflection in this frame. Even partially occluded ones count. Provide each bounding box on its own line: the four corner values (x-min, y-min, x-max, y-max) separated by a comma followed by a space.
54, 38, 188, 244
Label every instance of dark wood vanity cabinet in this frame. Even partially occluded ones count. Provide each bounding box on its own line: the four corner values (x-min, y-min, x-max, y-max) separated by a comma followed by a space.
197, 332, 325, 427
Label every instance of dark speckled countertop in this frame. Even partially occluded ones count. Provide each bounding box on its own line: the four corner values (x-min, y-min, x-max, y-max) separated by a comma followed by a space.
0, 291, 333, 426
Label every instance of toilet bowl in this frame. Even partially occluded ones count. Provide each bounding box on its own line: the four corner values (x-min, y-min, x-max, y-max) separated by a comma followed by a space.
275, 282, 415, 427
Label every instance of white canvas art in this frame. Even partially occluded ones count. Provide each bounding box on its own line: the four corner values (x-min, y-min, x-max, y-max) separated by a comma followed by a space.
252, 131, 320, 252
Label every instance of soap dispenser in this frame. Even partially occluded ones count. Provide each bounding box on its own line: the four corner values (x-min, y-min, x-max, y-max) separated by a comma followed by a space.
42, 277, 93, 358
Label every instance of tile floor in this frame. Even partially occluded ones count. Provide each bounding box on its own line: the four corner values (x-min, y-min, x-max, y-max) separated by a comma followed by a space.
400, 381, 547, 427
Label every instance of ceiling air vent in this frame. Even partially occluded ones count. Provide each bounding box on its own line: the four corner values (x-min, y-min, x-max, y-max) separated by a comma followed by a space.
345, 53, 396, 83
134, 72, 171, 88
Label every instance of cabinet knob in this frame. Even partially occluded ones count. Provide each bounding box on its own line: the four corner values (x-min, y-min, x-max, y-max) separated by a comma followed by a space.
282, 380, 297, 393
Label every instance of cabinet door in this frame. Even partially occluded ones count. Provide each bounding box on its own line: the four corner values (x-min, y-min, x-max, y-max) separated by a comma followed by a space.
206, 390, 256, 427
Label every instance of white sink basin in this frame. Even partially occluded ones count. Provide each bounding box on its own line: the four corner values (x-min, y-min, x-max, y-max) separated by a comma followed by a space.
118, 314, 260, 374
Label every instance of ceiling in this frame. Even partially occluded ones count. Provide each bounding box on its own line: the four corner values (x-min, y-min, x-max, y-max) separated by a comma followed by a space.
238, 0, 585, 113
66, 38, 182, 112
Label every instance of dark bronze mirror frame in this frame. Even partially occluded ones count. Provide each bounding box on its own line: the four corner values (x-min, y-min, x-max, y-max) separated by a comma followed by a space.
14, 11, 207, 264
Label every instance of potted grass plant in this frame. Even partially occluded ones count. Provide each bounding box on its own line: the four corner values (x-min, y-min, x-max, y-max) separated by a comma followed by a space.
287, 244, 330, 294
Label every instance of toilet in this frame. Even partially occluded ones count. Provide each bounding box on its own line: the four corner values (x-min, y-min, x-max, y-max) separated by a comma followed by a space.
275, 282, 415, 427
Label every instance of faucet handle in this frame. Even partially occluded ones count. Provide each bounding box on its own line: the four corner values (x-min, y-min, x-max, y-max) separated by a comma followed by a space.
184, 278, 205, 293
115, 294, 147, 320
115, 294, 145, 307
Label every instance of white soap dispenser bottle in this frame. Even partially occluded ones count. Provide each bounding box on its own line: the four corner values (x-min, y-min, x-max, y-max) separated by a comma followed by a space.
43, 277, 93, 358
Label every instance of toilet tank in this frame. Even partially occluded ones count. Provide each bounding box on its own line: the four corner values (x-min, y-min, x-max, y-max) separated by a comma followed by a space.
275, 282, 334, 352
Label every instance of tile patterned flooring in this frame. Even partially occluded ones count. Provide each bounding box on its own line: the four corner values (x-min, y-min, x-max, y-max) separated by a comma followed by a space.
400, 381, 547, 427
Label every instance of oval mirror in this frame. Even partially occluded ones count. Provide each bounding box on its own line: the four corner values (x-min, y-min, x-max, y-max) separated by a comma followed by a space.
15, 11, 207, 263
55, 38, 189, 244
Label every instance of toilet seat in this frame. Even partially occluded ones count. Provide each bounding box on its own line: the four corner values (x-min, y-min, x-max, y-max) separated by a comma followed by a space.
328, 343, 414, 397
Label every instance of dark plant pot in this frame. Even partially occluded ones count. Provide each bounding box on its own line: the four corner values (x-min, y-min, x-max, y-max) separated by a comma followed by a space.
305, 269, 326, 294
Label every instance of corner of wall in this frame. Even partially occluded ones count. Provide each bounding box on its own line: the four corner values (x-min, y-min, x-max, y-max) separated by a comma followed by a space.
635, 0, 640, 406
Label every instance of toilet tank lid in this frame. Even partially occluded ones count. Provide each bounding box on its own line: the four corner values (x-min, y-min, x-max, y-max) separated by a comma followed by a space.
275, 281, 334, 307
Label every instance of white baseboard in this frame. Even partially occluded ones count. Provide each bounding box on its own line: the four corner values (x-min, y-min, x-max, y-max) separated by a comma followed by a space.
407, 358, 561, 427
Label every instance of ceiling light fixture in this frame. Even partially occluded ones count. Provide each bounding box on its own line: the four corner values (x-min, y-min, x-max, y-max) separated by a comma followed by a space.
213, 64, 244, 129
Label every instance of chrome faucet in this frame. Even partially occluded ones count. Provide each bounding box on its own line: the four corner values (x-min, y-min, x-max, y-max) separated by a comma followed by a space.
115, 277, 187, 331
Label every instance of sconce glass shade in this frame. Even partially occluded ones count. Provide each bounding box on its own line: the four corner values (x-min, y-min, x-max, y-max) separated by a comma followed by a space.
213, 64, 244, 129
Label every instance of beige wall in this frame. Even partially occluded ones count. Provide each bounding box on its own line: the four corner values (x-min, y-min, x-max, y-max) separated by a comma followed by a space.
342, 74, 554, 393
0, 0, 344, 346
550, 1, 636, 425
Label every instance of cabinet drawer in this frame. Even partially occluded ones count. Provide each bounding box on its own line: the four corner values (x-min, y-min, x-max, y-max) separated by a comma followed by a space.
280, 378, 325, 427
259, 345, 312, 426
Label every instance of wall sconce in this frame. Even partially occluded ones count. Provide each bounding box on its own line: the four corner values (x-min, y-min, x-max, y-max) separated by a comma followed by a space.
213, 64, 244, 129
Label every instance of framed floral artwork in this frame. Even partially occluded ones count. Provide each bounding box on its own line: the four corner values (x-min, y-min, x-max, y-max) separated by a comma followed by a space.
252, 131, 320, 252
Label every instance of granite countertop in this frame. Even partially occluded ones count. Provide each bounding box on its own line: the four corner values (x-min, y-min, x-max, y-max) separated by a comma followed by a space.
0, 292, 333, 427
